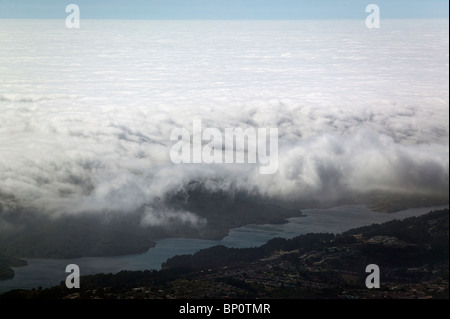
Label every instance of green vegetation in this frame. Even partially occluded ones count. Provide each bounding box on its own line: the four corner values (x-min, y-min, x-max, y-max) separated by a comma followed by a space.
363, 192, 449, 213
0, 214, 156, 259
0, 254, 27, 280
0, 185, 304, 259
2, 209, 447, 299
1, 180, 447, 259
162, 233, 334, 270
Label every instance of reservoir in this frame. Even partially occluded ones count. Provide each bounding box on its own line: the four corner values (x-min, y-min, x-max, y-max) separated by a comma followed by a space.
0, 204, 448, 293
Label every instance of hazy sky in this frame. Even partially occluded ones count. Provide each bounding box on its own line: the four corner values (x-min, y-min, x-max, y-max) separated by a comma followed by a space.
0, 0, 448, 19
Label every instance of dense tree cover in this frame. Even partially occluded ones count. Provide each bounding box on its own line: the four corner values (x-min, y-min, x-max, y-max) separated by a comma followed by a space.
0, 254, 27, 280
162, 233, 335, 270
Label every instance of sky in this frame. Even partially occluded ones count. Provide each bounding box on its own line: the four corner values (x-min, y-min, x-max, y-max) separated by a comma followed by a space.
0, 0, 448, 19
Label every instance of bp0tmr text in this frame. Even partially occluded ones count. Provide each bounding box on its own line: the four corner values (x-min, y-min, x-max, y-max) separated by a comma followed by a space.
224, 304, 270, 314
179, 303, 271, 316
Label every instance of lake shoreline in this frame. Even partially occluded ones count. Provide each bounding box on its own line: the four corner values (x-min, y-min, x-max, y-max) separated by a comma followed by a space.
1, 204, 448, 293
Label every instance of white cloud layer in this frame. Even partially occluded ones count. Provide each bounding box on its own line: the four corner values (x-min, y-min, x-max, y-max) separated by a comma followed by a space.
0, 20, 448, 224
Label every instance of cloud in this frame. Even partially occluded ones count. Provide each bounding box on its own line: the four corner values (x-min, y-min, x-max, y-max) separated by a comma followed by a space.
0, 20, 448, 228
140, 207, 207, 228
